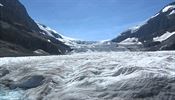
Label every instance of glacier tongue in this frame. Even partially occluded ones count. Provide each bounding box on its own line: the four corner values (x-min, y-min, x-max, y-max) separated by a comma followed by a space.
0, 51, 175, 100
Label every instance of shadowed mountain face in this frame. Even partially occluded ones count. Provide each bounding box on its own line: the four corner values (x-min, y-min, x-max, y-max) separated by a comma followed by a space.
0, 0, 72, 57
112, 2, 175, 51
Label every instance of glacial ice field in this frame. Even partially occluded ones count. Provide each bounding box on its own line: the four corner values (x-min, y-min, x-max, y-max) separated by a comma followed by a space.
0, 51, 175, 100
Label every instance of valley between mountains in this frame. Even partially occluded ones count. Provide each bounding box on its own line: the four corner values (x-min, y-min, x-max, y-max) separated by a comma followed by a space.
1, 0, 175, 100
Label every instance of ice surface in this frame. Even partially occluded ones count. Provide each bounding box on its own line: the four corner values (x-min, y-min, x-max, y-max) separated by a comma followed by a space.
0, 51, 175, 100
0, 86, 24, 100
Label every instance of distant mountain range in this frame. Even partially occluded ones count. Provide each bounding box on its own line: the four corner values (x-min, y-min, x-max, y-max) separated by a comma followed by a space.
112, 2, 175, 50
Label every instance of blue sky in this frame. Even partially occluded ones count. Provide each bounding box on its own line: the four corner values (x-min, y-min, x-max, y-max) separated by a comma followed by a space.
20, 0, 174, 41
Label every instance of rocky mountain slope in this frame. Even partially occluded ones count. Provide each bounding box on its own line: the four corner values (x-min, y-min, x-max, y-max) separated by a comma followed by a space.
0, 0, 72, 57
112, 2, 175, 50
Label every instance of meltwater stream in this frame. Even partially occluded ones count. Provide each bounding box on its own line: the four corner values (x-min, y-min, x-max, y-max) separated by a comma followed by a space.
0, 86, 24, 100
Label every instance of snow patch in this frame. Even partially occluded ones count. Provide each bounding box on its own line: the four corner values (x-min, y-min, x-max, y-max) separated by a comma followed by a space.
36, 22, 77, 41
36, 22, 79, 46
153, 31, 175, 42
129, 21, 147, 33
119, 37, 142, 45
99, 39, 110, 43
162, 5, 175, 13
0, 3, 3, 6
33, 49, 49, 55
47, 39, 51, 42
129, 25, 141, 33
37, 23, 55, 38
151, 13, 160, 18
169, 10, 175, 15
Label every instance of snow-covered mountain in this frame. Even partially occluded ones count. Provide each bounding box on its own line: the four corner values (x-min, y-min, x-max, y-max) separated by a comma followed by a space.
36, 23, 107, 53
112, 2, 175, 50
36, 23, 124, 53
1, 1, 175, 100
36, 23, 79, 47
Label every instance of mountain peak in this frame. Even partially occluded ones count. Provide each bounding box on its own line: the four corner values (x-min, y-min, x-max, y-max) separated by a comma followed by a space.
161, 2, 175, 13
112, 1, 175, 50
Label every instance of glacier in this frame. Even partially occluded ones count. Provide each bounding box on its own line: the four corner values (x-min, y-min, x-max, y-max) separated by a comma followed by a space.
0, 51, 175, 100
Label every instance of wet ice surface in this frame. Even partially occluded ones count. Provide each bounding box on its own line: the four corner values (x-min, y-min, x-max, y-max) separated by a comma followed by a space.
0, 86, 24, 100
0, 51, 175, 100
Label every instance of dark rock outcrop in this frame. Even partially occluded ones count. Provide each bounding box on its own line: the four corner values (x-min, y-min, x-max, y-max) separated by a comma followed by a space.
0, 0, 71, 57
10, 75, 45, 90
0, 67, 9, 77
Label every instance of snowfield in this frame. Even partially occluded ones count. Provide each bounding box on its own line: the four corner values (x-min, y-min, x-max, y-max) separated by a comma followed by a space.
153, 31, 175, 42
119, 37, 142, 45
162, 5, 175, 13
0, 51, 175, 100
